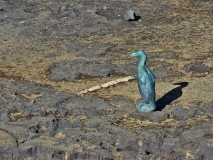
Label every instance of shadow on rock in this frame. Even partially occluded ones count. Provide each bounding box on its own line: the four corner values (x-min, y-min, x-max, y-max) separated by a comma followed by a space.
155, 82, 188, 111
133, 13, 141, 21
130, 12, 141, 21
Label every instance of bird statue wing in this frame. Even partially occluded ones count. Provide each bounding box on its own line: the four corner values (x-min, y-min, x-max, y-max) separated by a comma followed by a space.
145, 66, 155, 83
138, 75, 146, 85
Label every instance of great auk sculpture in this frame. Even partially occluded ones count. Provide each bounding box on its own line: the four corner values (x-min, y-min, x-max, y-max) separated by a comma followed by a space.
130, 50, 156, 112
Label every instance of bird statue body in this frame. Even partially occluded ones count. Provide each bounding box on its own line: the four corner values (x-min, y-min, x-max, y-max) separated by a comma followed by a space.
130, 50, 156, 112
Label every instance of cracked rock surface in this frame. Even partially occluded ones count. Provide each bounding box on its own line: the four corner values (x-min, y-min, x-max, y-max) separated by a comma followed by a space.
0, 0, 213, 159
0, 81, 213, 160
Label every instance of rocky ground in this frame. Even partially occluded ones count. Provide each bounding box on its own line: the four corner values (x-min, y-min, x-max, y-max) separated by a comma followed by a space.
0, 0, 213, 159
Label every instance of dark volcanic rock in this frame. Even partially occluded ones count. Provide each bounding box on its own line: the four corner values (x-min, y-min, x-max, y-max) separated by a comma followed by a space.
1, 113, 10, 122
0, 80, 213, 159
172, 106, 196, 120
0, 0, 213, 159
148, 52, 178, 59
153, 60, 173, 68
49, 60, 137, 81
75, 42, 113, 57
153, 68, 182, 79
185, 61, 212, 73
49, 60, 115, 81
119, 151, 136, 159
147, 111, 168, 122
64, 42, 114, 58
172, 107, 186, 120
203, 102, 213, 112
48, 3, 61, 14
49, 59, 181, 82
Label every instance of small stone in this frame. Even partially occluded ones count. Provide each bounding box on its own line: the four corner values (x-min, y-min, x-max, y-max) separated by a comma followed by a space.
123, 10, 135, 21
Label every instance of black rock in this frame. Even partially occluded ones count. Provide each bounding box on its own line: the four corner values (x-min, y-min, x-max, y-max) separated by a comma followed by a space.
185, 62, 212, 73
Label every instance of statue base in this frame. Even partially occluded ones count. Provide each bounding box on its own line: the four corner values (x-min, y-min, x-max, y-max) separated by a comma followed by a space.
137, 100, 156, 112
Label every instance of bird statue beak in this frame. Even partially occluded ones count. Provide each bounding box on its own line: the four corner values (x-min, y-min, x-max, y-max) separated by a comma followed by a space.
130, 52, 136, 57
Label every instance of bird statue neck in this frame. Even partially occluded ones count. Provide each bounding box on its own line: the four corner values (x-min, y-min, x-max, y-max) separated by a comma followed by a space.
138, 57, 146, 68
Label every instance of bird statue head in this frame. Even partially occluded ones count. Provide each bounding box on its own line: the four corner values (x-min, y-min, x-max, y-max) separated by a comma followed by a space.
130, 50, 147, 65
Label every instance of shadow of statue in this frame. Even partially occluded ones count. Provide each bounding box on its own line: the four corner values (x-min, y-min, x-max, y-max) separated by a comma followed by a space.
133, 12, 141, 21
128, 12, 141, 21
155, 82, 188, 111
